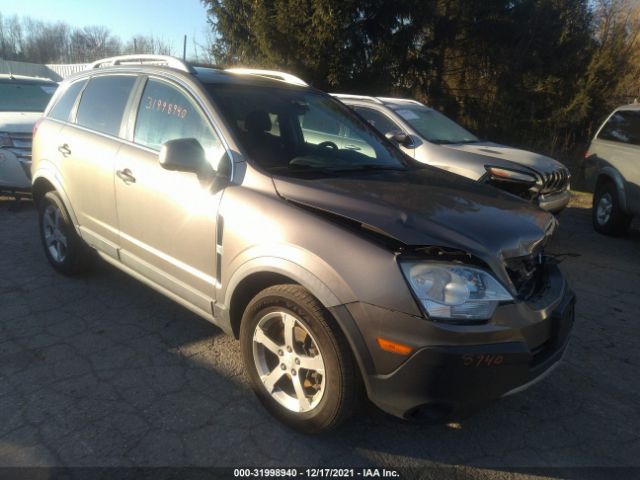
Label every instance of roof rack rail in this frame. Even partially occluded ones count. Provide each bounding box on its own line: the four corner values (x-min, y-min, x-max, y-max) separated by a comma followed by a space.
90, 55, 193, 73
224, 68, 308, 86
376, 97, 424, 106
330, 93, 383, 104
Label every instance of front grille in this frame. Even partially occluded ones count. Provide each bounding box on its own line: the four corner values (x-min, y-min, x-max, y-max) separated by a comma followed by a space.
540, 167, 570, 193
2, 132, 33, 162
505, 251, 546, 300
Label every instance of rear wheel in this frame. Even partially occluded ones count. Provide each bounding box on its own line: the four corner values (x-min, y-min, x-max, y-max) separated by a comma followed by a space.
240, 284, 361, 433
38, 191, 93, 275
592, 181, 632, 236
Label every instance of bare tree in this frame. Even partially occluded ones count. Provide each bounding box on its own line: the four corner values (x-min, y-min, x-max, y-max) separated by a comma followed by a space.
20, 18, 70, 63
124, 35, 173, 56
68, 26, 121, 62
0, 14, 24, 60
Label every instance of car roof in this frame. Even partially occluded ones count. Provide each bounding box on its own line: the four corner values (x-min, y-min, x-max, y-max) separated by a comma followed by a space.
66, 55, 310, 91
330, 93, 429, 109
616, 103, 640, 112
0, 74, 57, 85
193, 67, 309, 90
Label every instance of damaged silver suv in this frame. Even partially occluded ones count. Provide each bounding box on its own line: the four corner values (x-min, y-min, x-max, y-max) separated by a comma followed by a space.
32, 55, 575, 433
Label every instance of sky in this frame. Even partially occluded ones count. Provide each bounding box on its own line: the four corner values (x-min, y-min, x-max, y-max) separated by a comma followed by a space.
0, 0, 212, 60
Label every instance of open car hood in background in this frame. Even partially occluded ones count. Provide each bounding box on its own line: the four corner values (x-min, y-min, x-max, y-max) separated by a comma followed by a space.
443, 141, 563, 173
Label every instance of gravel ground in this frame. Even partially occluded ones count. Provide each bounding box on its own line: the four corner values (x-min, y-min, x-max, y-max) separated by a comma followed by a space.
0, 193, 638, 479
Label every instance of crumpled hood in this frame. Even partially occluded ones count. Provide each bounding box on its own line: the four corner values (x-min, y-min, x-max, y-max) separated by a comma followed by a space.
273, 167, 556, 263
0, 112, 42, 132
443, 141, 563, 173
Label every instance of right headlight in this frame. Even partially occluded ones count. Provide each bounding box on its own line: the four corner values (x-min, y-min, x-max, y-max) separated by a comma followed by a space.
399, 261, 513, 323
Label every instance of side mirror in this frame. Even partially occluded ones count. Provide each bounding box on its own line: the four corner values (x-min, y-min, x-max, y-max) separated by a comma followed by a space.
385, 130, 414, 148
159, 138, 207, 174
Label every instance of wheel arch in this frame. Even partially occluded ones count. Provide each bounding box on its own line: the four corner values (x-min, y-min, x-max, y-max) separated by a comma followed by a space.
220, 258, 374, 390
32, 168, 81, 232
595, 167, 629, 212
222, 257, 343, 339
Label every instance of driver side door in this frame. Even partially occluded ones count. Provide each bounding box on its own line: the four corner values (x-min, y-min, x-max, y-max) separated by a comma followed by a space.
114, 77, 229, 316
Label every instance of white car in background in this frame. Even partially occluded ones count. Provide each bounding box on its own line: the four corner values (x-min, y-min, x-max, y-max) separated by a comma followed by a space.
332, 94, 572, 213
0, 74, 57, 198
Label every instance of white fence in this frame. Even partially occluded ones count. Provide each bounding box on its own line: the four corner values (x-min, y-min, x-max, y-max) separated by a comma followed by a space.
0, 59, 89, 81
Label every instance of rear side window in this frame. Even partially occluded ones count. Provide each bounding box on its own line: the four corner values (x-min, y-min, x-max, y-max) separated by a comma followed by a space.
76, 75, 136, 136
134, 79, 226, 170
598, 110, 640, 146
49, 80, 86, 122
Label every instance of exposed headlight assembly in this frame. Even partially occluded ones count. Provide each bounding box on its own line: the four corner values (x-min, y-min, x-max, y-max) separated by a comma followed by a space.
400, 262, 513, 323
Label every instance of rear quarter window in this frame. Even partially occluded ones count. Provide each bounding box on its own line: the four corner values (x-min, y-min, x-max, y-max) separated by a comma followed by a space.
48, 80, 87, 122
598, 110, 640, 146
76, 75, 136, 137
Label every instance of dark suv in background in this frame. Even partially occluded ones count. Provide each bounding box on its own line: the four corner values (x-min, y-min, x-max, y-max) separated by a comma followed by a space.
32, 55, 575, 433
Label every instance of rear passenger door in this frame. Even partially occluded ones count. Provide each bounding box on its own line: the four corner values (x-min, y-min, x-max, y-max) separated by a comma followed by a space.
114, 77, 228, 315
58, 75, 137, 258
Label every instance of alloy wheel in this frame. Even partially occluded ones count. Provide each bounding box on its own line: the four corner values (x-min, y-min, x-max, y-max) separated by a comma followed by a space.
252, 311, 326, 413
596, 192, 613, 225
42, 204, 68, 263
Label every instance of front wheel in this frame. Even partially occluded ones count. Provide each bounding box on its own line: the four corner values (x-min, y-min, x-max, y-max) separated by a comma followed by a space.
592, 181, 632, 236
240, 285, 361, 433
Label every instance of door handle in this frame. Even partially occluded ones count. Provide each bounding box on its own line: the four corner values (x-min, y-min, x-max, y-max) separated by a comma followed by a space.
344, 144, 361, 151
116, 168, 136, 184
58, 144, 71, 157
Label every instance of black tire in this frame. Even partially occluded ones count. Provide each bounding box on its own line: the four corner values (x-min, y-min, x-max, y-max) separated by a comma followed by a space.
240, 284, 361, 433
38, 191, 94, 275
592, 181, 632, 236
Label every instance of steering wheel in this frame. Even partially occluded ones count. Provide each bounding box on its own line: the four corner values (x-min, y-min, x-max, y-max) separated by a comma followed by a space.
316, 141, 339, 150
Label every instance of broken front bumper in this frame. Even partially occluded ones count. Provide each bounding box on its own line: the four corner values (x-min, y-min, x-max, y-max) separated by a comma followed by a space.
335, 264, 575, 420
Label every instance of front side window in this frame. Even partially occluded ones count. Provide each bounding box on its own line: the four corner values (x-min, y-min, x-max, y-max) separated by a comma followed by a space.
206, 84, 409, 175
134, 79, 226, 170
49, 80, 86, 122
392, 106, 478, 144
598, 110, 640, 146
353, 106, 400, 136
0, 81, 56, 112
76, 75, 136, 136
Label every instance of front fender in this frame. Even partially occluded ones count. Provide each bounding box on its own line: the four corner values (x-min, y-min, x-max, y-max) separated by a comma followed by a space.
222, 246, 356, 310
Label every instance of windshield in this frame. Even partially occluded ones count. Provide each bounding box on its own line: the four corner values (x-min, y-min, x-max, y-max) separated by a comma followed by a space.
205, 84, 410, 176
392, 106, 478, 144
0, 82, 57, 112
